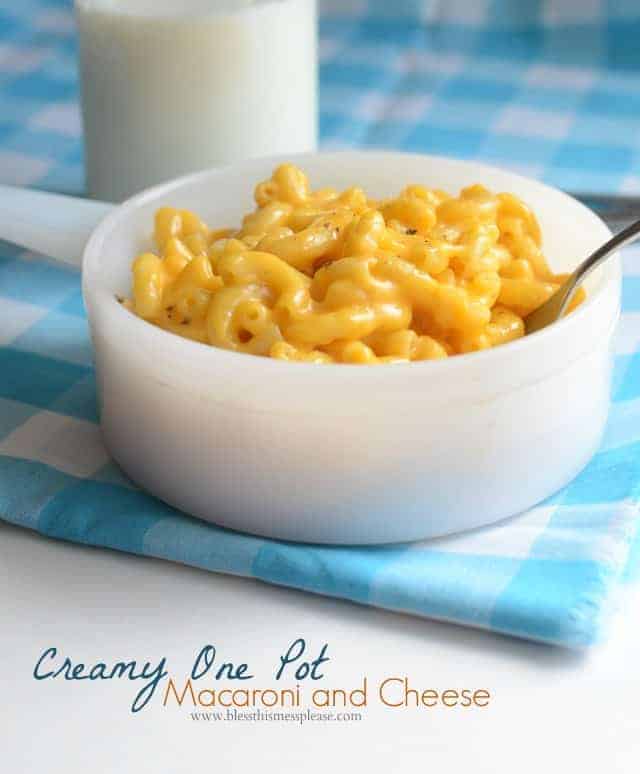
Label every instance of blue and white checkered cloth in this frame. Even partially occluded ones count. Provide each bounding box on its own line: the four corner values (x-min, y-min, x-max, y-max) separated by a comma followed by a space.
2, 0, 640, 647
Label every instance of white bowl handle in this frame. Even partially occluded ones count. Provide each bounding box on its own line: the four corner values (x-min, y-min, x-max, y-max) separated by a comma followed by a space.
0, 184, 114, 268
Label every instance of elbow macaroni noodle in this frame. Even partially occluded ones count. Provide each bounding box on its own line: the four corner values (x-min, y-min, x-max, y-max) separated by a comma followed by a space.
127, 163, 584, 364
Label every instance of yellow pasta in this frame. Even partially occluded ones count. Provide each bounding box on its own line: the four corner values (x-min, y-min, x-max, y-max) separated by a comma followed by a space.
127, 163, 585, 364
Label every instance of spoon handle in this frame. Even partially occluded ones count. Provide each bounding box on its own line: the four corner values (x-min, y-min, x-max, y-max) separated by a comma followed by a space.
576, 217, 640, 282
525, 216, 640, 334
0, 185, 113, 268
559, 217, 640, 316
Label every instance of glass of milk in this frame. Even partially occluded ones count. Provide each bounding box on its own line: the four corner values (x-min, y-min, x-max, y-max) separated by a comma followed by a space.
75, 0, 317, 202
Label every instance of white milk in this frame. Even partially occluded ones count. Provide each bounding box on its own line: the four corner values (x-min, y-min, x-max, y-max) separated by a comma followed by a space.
76, 0, 317, 201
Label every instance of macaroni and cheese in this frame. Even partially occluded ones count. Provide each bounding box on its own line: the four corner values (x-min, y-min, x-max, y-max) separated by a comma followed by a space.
127, 163, 584, 364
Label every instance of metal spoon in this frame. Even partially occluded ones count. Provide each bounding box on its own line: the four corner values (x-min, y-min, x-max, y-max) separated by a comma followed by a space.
525, 217, 640, 335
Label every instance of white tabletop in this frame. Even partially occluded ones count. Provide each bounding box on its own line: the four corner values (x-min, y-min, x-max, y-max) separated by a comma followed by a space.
2, 519, 639, 773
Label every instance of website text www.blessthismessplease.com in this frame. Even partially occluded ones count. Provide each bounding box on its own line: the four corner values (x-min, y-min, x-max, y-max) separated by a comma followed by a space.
190, 708, 363, 724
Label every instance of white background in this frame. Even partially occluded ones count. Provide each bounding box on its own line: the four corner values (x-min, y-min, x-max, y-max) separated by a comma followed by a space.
2, 519, 639, 773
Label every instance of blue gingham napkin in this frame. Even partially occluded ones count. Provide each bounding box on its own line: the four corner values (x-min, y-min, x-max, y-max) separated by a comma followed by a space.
2, 0, 640, 648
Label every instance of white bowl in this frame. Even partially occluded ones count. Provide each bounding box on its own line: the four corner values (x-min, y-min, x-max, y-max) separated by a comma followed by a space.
82, 151, 621, 544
